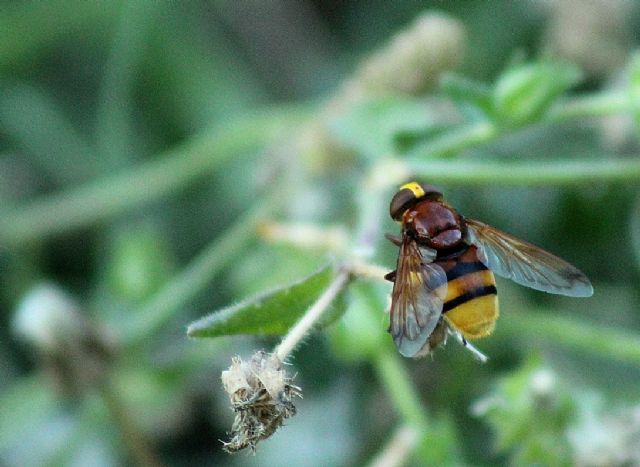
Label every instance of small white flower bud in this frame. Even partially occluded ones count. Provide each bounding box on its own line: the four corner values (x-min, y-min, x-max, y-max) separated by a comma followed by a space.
12, 282, 114, 396
13, 283, 83, 352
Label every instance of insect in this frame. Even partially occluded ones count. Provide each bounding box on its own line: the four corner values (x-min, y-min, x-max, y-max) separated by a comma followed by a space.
385, 181, 593, 361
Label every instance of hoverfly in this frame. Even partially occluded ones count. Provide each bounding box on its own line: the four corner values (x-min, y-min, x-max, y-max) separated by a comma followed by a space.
385, 182, 593, 361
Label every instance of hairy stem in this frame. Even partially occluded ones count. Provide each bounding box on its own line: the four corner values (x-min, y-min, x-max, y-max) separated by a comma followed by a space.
274, 269, 351, 361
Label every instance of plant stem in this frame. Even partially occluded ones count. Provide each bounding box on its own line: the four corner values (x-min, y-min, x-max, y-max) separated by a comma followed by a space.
500, 310, 640, 364
0, 106, 307, 247
0, 85, 101, 184
353, 181, 388, 259
408, 91, 632, 161
547, 92, 632, 122
380, 157, 640, 187
367, 425, 419, 467
409, 121, 497, 158
95, 0, 158, 168
124, 191, 282, 346
373, 348, 429, 431
100, 380, 164, 467
274, 269, 351, 361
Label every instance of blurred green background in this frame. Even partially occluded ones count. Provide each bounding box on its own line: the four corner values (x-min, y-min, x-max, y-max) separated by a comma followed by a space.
1, 1, 640, 466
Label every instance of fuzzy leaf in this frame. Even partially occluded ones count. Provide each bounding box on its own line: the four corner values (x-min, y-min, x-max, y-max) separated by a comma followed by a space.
187, 265, 343, 338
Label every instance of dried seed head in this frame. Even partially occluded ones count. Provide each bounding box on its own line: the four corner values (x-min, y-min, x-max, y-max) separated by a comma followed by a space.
221, 351, 302, 453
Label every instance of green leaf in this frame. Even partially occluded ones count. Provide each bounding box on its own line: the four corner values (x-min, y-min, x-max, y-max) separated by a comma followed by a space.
328, 96, 438, 157
186, 265, 341, 338
440, 72, 494, 115
493, 61, 583, 127
329, 281, 388, 361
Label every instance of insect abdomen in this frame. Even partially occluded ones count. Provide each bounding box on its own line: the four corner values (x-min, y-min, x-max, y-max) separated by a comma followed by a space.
438, 247, 499, 340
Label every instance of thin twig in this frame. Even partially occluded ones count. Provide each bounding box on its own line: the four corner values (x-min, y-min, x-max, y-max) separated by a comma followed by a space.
547, 92, 632, 122
367, 425, 419, 467
100, 380, 164, 467
373, 348, 429, 431
274, 269, 351, 361
378, 157, 640, 188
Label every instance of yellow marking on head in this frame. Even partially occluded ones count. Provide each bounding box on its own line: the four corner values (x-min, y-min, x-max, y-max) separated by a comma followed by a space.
400, 182, 425, 199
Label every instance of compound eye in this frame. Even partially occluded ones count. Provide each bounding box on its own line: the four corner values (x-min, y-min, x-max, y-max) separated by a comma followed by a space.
389, 188, 417, 220
418, 183, 443, 200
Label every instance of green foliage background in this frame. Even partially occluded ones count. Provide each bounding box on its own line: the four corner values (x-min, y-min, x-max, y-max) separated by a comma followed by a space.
1, 1, 640, 466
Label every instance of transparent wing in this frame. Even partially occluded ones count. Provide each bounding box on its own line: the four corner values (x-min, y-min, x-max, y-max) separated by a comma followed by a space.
466, 218, 593, 297
389, 238, 448, 357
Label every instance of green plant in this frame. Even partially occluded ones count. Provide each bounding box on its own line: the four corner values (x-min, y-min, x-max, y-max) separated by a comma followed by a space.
2, 5, 640, 466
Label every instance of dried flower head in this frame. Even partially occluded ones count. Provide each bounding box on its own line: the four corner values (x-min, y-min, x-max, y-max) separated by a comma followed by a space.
221, 351, 302, 453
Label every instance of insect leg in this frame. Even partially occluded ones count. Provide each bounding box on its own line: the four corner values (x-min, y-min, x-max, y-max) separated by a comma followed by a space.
446, 325, 488, 363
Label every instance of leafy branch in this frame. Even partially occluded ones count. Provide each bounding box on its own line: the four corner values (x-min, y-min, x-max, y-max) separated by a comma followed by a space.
185, 56, 640, 460
6, 14, 638, 463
